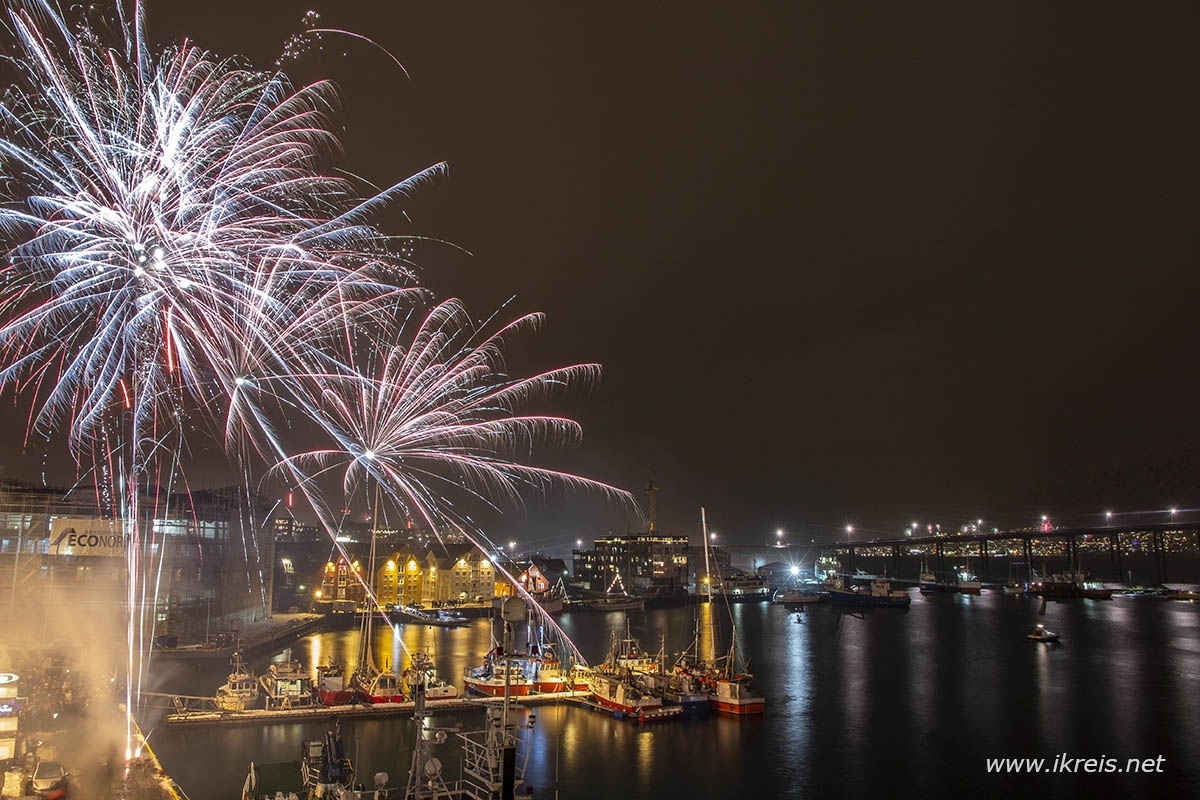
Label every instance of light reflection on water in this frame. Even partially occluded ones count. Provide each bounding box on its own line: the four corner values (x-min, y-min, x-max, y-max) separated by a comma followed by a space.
146, 595, 1200, 799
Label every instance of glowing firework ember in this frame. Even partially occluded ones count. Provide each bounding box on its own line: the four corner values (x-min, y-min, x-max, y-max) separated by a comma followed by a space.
0, 0, 631, 760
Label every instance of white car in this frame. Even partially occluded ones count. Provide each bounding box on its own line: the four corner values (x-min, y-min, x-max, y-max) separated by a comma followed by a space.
30, 761, 66, 796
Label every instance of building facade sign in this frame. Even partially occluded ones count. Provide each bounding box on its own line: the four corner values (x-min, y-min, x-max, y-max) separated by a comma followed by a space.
49, 517, 127, 557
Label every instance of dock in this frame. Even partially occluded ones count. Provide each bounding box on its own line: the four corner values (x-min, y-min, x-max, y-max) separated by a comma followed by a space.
152, 613, 326, 661
157, 690, 592, 726
570, 696, 684, 723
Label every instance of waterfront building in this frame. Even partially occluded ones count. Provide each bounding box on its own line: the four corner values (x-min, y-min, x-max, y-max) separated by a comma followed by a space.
0, 481, 274, 643
572, 532, 690, 595
372, 545, 497, 606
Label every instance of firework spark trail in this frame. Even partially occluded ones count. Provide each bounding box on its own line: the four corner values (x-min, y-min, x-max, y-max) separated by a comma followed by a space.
269, 299, 636, 666
0, 0, 635, 753
0, 0, 436, 758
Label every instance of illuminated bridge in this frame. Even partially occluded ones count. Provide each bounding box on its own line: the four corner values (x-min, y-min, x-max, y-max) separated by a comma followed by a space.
829, 522, 1200, 585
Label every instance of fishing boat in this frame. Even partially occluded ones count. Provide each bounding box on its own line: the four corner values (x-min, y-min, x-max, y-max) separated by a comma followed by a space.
1027, 623, 1061, 642
918, 562, 942, 593
828, 576, 912, 608
699, 508, 766, 716
462, 647, 535, 697
586, 668, 676, 718
955, 565, 982, 595
528, 640, 588, 693
400, 655, 458, 699
241, 721, 354, 800
314, 662, 353, 706
259, 659, 317, 710
215, 651, 259, 712
708, 658, 766, 716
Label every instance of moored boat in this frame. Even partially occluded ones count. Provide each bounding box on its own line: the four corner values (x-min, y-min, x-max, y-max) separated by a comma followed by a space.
572, 595, 645, 612
315, 663, 353, 706
586, 668, 678, 718
712, 571, 771, 601
828, 577, 912, 608
709, 670, 765, 716
352, 662, 404, 704
462, 649, 535, 697
400, 655, 458, 699
772, 588, 821, 607
259, 659, 317, 710
215, 651, 259, 712
918, 562, 943, 593
955, 567, 982, 595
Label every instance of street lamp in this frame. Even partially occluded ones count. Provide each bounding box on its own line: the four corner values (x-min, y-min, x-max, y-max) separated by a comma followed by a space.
846, 525, 853, 538
1105, 511, 1113, 524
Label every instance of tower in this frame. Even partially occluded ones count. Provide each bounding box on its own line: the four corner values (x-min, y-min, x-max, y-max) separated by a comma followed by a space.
646, 475, 658, 533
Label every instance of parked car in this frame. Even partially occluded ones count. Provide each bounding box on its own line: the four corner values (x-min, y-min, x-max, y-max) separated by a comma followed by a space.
31, 760, 67, 795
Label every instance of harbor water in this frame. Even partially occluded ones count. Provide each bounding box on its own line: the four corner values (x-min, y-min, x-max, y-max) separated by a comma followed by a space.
144, 592, 1200, 799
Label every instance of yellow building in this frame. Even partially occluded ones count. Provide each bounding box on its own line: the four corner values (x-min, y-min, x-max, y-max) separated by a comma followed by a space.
373, 545, 497, 605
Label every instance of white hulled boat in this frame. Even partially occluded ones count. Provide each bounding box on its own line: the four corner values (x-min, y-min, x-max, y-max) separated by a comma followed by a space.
215, 650, 259, 711
259, 659, 317, 710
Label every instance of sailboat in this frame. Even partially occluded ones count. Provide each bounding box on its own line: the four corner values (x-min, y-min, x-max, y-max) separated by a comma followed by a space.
351, 525, 404, 704
574, 573, 645, 612
698, 507, 765, 717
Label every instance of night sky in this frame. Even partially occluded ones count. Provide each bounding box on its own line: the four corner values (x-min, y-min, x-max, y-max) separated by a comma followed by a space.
6, 2, 1200, 549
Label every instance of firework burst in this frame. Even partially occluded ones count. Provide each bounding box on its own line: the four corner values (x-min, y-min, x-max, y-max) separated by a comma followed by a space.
0, 0, 632, 753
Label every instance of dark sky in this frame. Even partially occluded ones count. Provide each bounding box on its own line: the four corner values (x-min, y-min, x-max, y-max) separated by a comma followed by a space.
9, 2, 1200, 549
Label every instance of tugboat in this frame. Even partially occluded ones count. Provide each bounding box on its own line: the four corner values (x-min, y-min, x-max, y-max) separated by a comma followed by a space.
1027, 623, 1061, 643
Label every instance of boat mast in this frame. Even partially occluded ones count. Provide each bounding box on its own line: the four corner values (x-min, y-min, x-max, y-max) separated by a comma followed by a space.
701, 507, 717, 665
361, 484, 382, 677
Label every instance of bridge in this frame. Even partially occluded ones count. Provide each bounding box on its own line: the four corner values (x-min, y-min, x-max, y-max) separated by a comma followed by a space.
827, 521, 1200, 585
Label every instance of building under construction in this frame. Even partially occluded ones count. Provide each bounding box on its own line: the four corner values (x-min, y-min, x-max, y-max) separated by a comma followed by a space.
0, 481, 275, 644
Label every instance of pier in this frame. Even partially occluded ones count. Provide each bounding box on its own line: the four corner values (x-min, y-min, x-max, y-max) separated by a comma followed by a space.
150, 691, 592, 726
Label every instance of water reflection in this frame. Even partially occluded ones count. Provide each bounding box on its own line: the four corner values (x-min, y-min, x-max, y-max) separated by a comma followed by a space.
143, 595, 1200, 799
